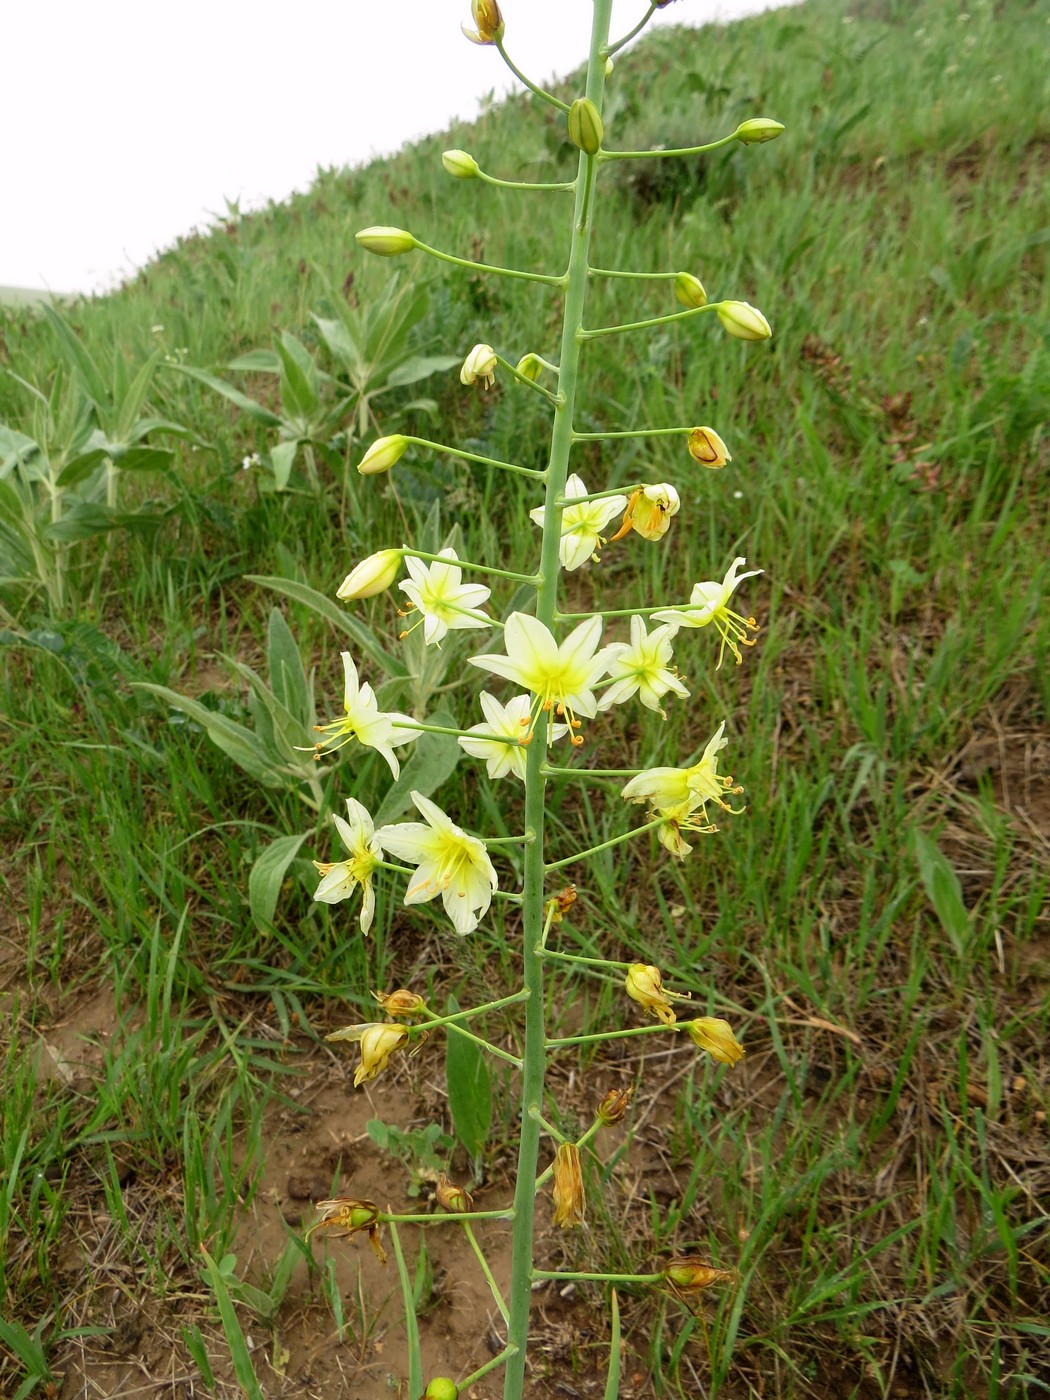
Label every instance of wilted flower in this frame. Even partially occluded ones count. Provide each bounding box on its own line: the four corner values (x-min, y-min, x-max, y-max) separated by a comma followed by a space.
307, 1197, 387, 1263
326, 1021, 411, 1088
610, 483, 681, 543
663, 1257, 735, 1294
373, 988, 428, 1018
462, 0, 504, 44
436, 1173, 474, 1214
717, 301, 772, 341
376, 791, 498, 935
356, 227, 416, 257
674, 271, 708, 308
551, 1143, 585, 1228
687, 427, 731, 469
312, 653, 418, 778
357, 434, 409, 475
652, 557, 762, 668
313, 798, 384, 935
337, 548, 402, 600
460, 343, 497, 389
684, 1017, 745, 1065
625, 963, 680, 1026
529, 473, 628, 572
398, 548, 492, 646
597, 616, 689, 718
597, 1086, 633, 1124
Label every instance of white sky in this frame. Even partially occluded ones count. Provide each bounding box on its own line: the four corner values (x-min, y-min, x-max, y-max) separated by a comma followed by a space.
2, 0, 790, 295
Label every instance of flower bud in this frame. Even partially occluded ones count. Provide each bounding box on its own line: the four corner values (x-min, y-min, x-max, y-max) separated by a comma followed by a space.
605, 57, 614, 77
336, 549, 402, 601
442, 149, 479, 179
717, 301, 772, 342
462, 0, 504, 44
625, 963, 677, 1026
515, 352, 544, 382
597, 1086, 632, 1125
567, 97, 604, 155
687, 426, 731, 469
355, 226, 417, 257
551, 1143, 585, 1229
734, 118, 785, 145
674, 272, 708, 309
423, 1381, 460, 1400
663, 1257, 735, 1292
684, 1017, 744, 1065
435, 1173, 474, 1214
460, 343, 497, 390
373, 988, 428, 1018
356, 434, 409, 475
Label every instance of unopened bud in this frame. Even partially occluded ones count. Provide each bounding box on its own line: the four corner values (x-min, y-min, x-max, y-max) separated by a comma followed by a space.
663, 1257, 735, 1292
734, 118, 785, 145
687, 426, 731, 469
597, 1087, 633, 1125
462, 0, 504, 44
442, 149, 480, 179
435, 1173, 474, 1214
356, 434, 409, 475
717, 301, 772, 341
423, 1381, 459, 1400
625, 963, 677, 1026
605, 57, 614, 77
567, 97, 604, 155
515, 352, 544, 382
337, 549, 402, 601
674, 272, 708, 309
461, 343, 497, 389
355, 226, 417, 257
551, 1143, 585, 1229
373, 988, 428, 1018
684, 1017, 745, 1065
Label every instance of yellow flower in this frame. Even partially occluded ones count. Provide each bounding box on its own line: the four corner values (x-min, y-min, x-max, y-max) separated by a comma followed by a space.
652, 558, 762, 668
597, 616, 689, 718
460, 343, 497, 389
625, 963, 679, 1025
355, 227, 416, 257
551, 1143, 585, 1228
684, 1017, 745, 1065
610, 483, 681, 542
530, 474, 628, 572
312, 653, 419, 778
687, 427, 731, 469
442, 150, 479, 179
717, 300, 772, 341
312, 798, 384, 934
398, 548, 492, 646
336, 548, 402, 600
375, 791, 498, 935
621, 722, 743, 841
462, 0, 504, 44
356, 435, 409, 475
326, 1021, 411, 1088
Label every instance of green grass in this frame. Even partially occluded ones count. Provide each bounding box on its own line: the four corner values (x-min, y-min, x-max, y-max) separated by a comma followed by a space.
2, 0, 1049, 1395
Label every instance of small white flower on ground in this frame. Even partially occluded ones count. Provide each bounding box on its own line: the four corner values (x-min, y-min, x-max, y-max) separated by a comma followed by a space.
398, 548, 492, 646
458, 692, 568, 781
313, 653, 418, 779
530, 474, 627, 572
597, 616, 689, 717
376, 791, 498, 935
313, 798, 384, 935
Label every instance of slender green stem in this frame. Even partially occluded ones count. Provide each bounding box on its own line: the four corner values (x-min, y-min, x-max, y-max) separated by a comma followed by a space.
390, 718, 523, 741
410, 989, 530, 1035
414, 238, 566, 287
588, 266, 676, 281
547, 1021, 676, 1049
557, 484, 638, 505
540, 949, 635, 970
493, 352, 562, 404
554, 603, 694, 621
460, 1346, 519, 1390
571, 426, 694, 441
447, 1020, 524, 1068
533, 1269, 662, 1283
403, 547, 539, 582
403, 435, 547, 481
604, 2, 656, 58
496, 41, 571, 112
527, 1106, 567, 1143
479, 170, 575, 192
464, 1221, 511, 1324
503, 9, 613, 1397
389, 1223, 422, 1399
580, 302, 719, 341
382, 1208, 514, 1224
599, 132, 738, 161
544, 817, 664, 871
543, 765, 644, 777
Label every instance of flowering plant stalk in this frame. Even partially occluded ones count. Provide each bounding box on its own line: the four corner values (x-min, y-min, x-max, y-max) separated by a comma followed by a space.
306, 3, 781, 1395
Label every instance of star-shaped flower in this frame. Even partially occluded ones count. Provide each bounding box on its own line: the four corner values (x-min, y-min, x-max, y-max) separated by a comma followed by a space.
376, 791, 498, 935
597, 616, 689, 718
458, 692, 567, 781
530, 474, 628, 572
313, 653, 418, 779
313, 798, 384, 935
652, 557, 762, 668
469, 612, 614, 744
621, 722, 742, 846
398, 548, 492, 646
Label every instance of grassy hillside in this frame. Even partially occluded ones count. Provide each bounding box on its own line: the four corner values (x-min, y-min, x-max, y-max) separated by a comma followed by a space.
1, 0, 1048, 1396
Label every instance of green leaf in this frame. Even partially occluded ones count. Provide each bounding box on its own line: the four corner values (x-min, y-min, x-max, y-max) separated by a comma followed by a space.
372, 708, 461, 826
245, 574, 407, 678
269, 438, 299, 490
913, 829, 970, 955
41, 304, 108, 405
228, 348, 282, 373
114, 349, 163, 441
199, 1247, 265, 1400
276, 332, 319, 420
383, 353, 460, 389
43, 502, 116, 542
445, 993, 492, 1161
267, 607, 311, 728
168, 364, 284, 428
133, 683, 281, 786
111, 445, 174, 473
54, 448, 109, 488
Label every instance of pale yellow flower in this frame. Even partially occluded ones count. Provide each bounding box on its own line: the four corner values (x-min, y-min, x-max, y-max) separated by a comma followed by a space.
652, 557, 762, 668
398, 548, 491, 646
312, 798, 383, 934
597, 616, 689, 717
376, 791, 498, 934
530, 474, 628, 572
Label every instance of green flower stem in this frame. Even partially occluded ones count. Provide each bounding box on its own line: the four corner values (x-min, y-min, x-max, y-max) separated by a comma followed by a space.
403, 436, 547, 482
413, 238, 566, 288
463, 1220, 510, 1324
460, 1346, 519, 1390
540, 949, 636, 970
544, 816, 664, 871
533, 1269, 662, 1284
390, 718, 522, 741
382, 1208, 514, 1225
493, 352, 562, 404
484, 832, 536, 846
604, 2, 656, 58
558, 484, 640, 504
588, 266, 676, 281
554, 603, 695, 621
503, 6, 613, 1397
447, 1020, 524, 1069
402, 547, 539, 582
547, 1021, 676, 1049
542, 765, 644, 777
580, 301, 720, 341
527, 1105, 567, 1143
598, 132, 738, 162
478, 170, 575, 192
571, 426, 693, 442
411, 989, 530, 1035
496, 41, 571, 113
